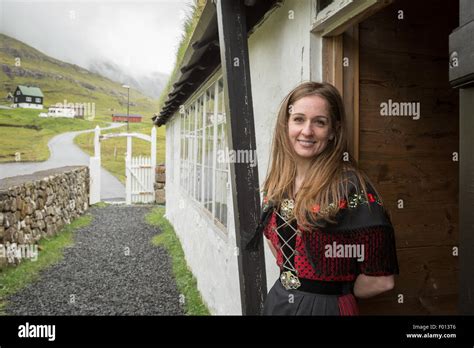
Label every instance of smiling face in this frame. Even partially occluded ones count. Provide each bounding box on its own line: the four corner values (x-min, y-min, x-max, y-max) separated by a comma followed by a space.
288, 94, 333, 162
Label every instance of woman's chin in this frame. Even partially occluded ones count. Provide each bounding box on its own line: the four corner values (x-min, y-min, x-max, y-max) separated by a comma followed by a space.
295, 150, 318, 159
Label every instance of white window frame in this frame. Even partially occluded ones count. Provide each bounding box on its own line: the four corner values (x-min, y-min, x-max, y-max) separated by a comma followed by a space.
312, 0, 386, 36
177, 70, 229, 231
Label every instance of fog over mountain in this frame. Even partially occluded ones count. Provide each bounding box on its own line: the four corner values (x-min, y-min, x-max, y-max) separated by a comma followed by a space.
88, 60, 169, 99
1, 0, 194, 100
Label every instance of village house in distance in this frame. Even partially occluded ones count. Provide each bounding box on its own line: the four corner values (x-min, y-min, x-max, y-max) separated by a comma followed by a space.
12, 85, 43, 109
112, 113, 143, 123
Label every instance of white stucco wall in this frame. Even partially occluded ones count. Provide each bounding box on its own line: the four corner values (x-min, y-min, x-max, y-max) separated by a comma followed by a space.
248, 0, 322, 291
164, 108, 242, 315
162, 0, 324, 314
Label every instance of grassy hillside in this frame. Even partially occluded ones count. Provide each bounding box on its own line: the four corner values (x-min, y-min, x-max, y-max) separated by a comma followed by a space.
0, 34, 166, 178
0, 108, 108, 162
0, 33, 159, 120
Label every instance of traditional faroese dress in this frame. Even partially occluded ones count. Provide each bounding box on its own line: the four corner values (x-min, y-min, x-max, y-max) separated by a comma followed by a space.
246, 177, 400, 315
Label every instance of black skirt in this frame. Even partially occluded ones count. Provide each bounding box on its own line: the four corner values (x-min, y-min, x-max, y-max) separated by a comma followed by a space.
263, 279, 354, 316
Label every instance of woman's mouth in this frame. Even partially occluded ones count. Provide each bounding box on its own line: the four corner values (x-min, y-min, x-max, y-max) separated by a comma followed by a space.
297, 139, 316, 148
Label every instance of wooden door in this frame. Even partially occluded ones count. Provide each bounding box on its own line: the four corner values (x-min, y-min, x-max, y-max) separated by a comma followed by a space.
355, 0, 459, 314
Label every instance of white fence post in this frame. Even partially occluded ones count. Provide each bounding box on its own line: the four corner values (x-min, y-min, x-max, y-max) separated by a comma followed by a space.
151, 127, 157, 203
94, 126, 101, 158
90, 126, 101, 204
126, 135, 132, 204
89, 156, 101, 204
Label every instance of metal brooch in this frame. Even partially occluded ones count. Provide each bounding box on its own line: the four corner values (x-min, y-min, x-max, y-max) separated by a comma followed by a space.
280, 271, 301, 290
280, 198, 295, 221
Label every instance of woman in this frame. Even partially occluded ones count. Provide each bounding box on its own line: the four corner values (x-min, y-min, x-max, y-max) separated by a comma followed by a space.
246, 81, 399, 315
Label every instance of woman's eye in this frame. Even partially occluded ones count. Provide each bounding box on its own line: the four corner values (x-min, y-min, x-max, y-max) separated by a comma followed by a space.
314, 119, 326, 126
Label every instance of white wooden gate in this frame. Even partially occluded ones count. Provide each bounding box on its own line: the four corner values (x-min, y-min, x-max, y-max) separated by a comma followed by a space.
89, 126, 157, 205
126, 155, 155, 204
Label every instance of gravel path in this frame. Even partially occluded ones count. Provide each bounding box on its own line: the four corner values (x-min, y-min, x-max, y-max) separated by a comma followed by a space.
5, 205, 185, 315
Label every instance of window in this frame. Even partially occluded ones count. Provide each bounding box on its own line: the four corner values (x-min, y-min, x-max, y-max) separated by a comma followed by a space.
25, 97, 32, 102
179, 76, 229, 229
35, 98, 41, 103
16, 91, 20, 95
317, 0, 334, 12
203, 85, 215, 215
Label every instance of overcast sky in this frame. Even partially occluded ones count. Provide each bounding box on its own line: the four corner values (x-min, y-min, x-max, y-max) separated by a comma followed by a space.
0, 0, 194, 76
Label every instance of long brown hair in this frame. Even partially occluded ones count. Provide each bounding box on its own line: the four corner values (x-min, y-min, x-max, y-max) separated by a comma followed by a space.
262, 81, 380, 231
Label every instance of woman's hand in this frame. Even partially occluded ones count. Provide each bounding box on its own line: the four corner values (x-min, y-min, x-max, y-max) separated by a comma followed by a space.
353, 274, 395, 299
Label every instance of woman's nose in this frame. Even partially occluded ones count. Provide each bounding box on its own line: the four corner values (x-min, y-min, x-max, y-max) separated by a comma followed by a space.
301, 121, 313, 136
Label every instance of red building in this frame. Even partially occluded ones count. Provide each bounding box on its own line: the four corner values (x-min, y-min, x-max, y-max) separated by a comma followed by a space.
112, 113, 142, 123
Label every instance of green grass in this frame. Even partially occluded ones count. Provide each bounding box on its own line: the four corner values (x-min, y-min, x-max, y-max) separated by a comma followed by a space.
158, 0, 206, 109
146, 206, 210, 316
0, 213, 93, 315
74, 120, 166, 183
0, 108, 109, 162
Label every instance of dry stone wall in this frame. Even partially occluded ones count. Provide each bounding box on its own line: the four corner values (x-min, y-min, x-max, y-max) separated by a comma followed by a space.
0, 166, 89, 267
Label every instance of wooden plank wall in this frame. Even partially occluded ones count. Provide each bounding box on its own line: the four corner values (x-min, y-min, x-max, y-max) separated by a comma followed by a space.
357, 0, 459, 314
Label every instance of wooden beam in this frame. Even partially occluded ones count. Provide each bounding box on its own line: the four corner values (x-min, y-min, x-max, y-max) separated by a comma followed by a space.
216, 0, 267, 315
322, 35, 343, 92
342, 25, 360, 163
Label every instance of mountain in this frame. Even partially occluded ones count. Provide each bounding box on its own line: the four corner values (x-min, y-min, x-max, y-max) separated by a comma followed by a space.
0, 33, 160, 120
88, 60, 168, 99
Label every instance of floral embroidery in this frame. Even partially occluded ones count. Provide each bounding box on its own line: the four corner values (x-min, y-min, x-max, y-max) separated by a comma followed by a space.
315, 190, 382, 216
262, 191, 271, 212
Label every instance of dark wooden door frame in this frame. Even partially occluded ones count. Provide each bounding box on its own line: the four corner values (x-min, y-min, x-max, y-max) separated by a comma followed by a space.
450, 0, 474, 315
321, 29, 360, 163
215, 0, 267, 315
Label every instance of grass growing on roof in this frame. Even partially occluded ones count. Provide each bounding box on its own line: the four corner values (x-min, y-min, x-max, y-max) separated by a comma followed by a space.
0, 213, 93, 315
146, 205, 210, 316
157, 0, 206, 109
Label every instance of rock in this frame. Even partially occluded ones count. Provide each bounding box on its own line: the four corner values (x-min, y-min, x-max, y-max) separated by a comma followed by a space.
155, 189, 166, 204
156, 173, 166, 183
35, 210, 43, 220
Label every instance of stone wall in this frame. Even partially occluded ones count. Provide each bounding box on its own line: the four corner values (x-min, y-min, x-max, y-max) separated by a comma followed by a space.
154, 163, 165, 204
0, 166, 89, 267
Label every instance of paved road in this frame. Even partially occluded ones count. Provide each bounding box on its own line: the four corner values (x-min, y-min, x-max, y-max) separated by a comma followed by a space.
0, 123, 126, 201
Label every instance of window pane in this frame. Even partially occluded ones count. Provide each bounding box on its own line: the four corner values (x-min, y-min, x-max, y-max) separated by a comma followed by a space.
204, 85, 215, 214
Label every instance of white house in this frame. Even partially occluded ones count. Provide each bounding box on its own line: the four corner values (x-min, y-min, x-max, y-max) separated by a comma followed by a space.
47, 106, 76, 118
154, 0, 465, 315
